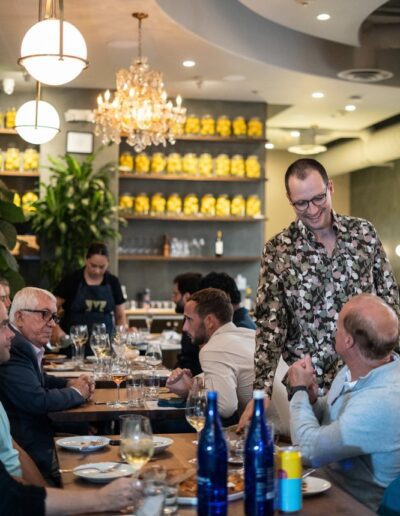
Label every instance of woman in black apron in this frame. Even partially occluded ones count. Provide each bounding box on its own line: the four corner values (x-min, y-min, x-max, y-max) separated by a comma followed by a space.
53, 242, 127, 355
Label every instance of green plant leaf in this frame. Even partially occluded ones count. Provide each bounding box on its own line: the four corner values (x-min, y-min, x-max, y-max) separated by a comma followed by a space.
0, 221, 17, 249
0, 200, 25, 223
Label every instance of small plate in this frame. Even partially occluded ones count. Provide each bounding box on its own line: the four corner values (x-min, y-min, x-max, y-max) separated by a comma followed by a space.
44, 353, 67, 361
56, 436, 110, 452
73, 462, 134, 483
44, 363, 76, 372
153, 436, 173, 454
178, 491, 243, 505
303, 476, 332, 496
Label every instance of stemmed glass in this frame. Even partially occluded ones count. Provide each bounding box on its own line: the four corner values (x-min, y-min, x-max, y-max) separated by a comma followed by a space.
145, 313, 153, 334
185, 376, 207, 446
145, 342, 162, 370
119, 415, 154, 476
70, 324, 88, 368
92, 323, 107, 336
109, 358, 128, 407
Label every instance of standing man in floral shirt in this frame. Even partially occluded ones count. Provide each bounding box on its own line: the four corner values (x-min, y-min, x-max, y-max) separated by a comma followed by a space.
238, 158, 399, 429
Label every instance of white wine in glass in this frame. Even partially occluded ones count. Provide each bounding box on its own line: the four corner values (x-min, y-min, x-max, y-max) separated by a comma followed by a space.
109, 359, 128, 407
119, 415, 154, 475
185, 377, 207, 443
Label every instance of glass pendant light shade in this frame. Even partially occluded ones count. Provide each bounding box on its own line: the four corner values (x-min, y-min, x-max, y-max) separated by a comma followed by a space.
19, 19, 87, 86
15, 99, 60, 144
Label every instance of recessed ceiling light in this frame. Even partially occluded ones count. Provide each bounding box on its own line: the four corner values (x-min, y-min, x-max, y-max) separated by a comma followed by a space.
291, 130, 300, 137
182, 60, 196, 68
312, 92, 324, 99
396, 245, 400, 257
265, 142, 274, 150
317, 13, 331, 21
224, 74, 246, 82
345, 104, 356, 112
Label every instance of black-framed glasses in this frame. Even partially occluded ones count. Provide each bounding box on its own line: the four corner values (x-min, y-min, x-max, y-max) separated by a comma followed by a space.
20, 309, 60, 324
0, 295, 9, 303
290, 186, 328, 213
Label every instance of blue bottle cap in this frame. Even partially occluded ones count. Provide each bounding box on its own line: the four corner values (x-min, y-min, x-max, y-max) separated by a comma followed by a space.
207, 391, 217, 401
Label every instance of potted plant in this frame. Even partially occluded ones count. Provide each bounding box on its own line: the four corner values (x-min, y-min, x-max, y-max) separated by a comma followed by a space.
31, 151, 121, 289
0, 180, 25, 293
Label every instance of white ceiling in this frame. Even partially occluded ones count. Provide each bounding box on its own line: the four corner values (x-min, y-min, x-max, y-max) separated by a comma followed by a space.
0, 0, 399, 151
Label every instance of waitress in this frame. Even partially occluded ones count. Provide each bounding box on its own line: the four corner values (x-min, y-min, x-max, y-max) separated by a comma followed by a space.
54, 242, 126, 349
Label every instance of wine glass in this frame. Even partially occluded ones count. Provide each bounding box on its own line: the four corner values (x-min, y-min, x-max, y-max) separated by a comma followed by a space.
145, 342, 162, 370
70, 324, 88, 368
119, 415, 154, 476
145, 313, 153, 333
92, 323, 107, 335
185, 376, 207, 445
109, 358, 128, 407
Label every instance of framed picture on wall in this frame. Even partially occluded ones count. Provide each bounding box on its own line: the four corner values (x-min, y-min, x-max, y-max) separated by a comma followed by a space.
66, 131, 94, 154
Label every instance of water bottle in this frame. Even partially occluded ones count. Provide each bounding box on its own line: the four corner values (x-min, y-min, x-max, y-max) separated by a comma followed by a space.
245, 390, 274, 515
197, 391, 228, 515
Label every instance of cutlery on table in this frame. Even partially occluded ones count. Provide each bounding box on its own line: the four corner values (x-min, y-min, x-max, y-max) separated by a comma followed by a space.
59, 462, 126, 474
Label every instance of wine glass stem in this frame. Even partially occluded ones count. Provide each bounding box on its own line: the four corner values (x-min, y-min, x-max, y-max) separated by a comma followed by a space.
116, 384, 120, 404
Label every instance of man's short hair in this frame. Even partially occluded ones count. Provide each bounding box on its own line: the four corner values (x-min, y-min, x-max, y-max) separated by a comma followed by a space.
285, 158, 329, 195
173, 273, 202, 295
343, 298, 399, 360
0, 278, 10, 288
9, 287, 56, 324
199, 272, 241, 304
189, 288, 233, 324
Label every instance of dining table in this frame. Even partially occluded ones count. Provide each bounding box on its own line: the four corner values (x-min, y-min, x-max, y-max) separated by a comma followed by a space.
56, 433, 375, 516
49, 388, 185, 424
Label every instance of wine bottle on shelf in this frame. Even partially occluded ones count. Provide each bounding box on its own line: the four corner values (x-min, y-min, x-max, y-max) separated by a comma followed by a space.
215, 230, 224, 257
162, 233, 171, 257
197, 391, 228, 515
244, 390, 275, 515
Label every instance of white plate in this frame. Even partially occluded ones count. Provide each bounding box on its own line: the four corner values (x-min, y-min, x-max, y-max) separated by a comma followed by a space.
303, 476, 332, 496
56, 436, 110, 452
178, 490, 243, 505
86, 356, 97, 362
44, 363, 76, 372
153, 436, 173, 454
73, 462, 134, 483
44, 354, 67, 361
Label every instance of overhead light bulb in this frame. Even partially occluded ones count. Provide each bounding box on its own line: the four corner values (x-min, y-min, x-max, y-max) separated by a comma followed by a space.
312, 92, 324, 99
2, 78, 15, 95
265, 142, 274, 150
18, 1, 88, 86
182, 60, 196, 68
317, 13, 331, 21
345, 104, 356, 112
291, 130, 300, 138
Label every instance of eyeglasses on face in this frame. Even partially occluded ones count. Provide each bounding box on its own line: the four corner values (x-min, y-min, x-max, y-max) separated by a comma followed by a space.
0, 318, 9, 330
19, 309, 60, 325
290, 185, 328, 213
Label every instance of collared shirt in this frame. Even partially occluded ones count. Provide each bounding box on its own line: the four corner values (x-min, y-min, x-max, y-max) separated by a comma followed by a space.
254, 212, 400, 395
0, 401, 22, 477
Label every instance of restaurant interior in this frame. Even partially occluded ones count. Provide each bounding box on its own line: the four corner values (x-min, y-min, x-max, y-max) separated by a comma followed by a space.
0, 0, 399, 514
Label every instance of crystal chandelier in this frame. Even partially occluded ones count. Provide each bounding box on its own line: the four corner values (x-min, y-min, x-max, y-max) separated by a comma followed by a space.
94, 12, 186, 152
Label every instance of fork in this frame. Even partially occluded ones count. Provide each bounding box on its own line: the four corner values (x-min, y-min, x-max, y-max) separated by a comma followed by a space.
60, 462, 125, 474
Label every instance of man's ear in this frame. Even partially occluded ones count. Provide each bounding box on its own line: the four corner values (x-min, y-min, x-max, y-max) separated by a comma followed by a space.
204, 313, 218, 333
14, 311, 23, 329
182, 292, 191, 304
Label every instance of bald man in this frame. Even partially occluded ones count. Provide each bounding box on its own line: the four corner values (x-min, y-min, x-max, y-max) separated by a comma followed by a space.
287, 293, 400, 511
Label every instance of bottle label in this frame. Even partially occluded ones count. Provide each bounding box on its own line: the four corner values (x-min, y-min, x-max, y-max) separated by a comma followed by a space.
215, 241, 223, 255
254, 466, 274, 501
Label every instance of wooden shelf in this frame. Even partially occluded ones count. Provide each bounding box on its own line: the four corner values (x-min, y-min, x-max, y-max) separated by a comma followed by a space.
0, 128, 17, 135
119, 172, 263, 182
121, 134, 266, 144
0, 170, 39, 177
119, 254, 260, 262
122, 214, 265, 222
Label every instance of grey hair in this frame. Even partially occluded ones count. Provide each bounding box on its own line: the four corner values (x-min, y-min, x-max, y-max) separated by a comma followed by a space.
9, 287, 56, 324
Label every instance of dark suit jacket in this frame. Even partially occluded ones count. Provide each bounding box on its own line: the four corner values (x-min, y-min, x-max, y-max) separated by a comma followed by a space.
0, 330, 84, 478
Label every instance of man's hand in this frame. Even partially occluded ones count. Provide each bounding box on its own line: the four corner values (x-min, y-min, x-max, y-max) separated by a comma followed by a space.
68, 374, 94, 401
237, 397, 271, 433
99, 477, 142, 512
166, 368, 193, 398
287, 355, 315, 389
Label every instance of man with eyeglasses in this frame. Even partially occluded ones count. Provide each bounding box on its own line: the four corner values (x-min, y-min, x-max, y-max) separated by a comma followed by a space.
0, 287, 94, 484
238, 158, 399, 430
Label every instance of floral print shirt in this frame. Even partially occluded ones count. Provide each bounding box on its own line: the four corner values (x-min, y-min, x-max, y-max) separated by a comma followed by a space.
254, 212, 400, 395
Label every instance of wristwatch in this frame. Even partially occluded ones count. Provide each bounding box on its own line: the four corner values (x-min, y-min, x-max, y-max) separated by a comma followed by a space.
288, 385, 308, 401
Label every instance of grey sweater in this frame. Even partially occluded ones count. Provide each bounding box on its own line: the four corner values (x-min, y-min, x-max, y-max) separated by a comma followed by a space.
290, 354, 400, 511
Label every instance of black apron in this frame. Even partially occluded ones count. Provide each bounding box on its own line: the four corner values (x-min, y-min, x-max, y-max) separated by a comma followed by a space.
64, 280, 115, 355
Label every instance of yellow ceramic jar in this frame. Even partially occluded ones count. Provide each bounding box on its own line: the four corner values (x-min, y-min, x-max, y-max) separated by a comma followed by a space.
5, 146, 20, 171
233, 116, 247, 137
166, 193, 182, 215
216, 115, 231, 137
198, 153, 213, 177
151, 153, 166, 175
200, 114, 215, 136
22, 191, 39, 213
230, 154, 245, 177
215, 154, 230, 177
216, 194, 231, 216
245, 155, 261, 178
231, 194, 246, 216
247, 117, 263, 138
151, 193, 166, 214
5, 108, 16, 129
135, 153, 150, 174
246, 195, 262, 217
119, 193, 135, 211
182, 153, 198, 176
185, 114, 200, 135
200, 194, 216, 216
166, 153, 182, 175
134, 192, 150, 214
183, 193, 199, 215
23, 148, 39, 171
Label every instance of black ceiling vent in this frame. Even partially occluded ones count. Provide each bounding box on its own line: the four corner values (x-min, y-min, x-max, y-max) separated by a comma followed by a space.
337, 68, 394, 83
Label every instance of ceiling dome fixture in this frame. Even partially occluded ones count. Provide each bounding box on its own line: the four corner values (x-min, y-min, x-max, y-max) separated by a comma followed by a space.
15, 83, 60, 144
18, 0, 88, 86
338, 68, 393, 83
288, 128, 327, 155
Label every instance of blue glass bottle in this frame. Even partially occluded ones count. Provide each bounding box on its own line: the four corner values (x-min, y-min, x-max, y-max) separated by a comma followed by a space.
197, 391, 228, 515
245, 390, 274, 515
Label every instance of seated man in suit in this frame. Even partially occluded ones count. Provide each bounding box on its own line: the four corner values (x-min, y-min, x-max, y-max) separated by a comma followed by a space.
167, 288, 255, 423
0, 287, 94, 484
288, 294, 400, 512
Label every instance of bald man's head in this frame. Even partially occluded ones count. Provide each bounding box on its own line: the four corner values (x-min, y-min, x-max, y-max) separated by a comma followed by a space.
340, 294, 399, 360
